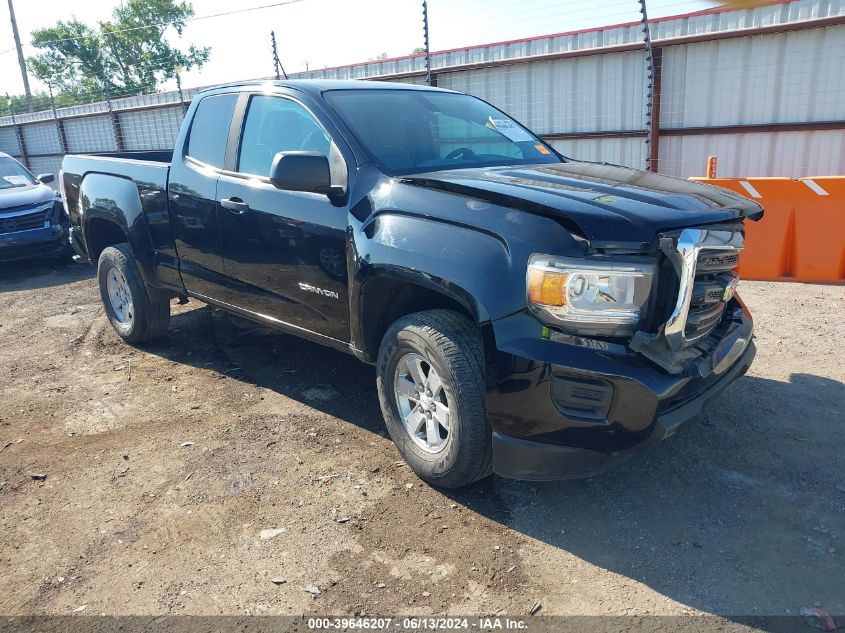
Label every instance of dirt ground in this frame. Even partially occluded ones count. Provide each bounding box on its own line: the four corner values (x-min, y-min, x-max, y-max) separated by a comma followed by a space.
0, 259, 843, 622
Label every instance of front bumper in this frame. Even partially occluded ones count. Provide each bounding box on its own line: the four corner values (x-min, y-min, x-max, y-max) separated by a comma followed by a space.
487, 298, 755, 481
0, 224, 68, 262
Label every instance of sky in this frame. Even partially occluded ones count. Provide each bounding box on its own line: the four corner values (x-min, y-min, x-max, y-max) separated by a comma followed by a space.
0, 0, 718, 98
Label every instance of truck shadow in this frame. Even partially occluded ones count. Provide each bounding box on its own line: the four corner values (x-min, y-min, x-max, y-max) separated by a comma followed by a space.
145, 303, 384, 435
0, 259, 93, 292
148, 304, 845, 618
447, 372, 845, 618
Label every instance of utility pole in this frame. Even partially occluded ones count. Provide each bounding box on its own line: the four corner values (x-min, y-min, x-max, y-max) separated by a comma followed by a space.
6, 0, 33, 112
271, 30, 287, 80
422, 0, 432, 86
174, 67, 187, 116
639, 0, 660, 172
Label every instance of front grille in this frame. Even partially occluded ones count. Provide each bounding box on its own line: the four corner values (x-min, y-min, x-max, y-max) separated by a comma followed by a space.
660, 226, 743, 350
684, 250, 739, 341
697, 252, 739, 271
687, 302, 724, 331
0, 209, 50, 234
705, 288, 723, 302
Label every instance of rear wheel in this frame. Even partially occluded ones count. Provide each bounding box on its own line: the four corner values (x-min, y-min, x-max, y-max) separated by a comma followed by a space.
376, 309, 493, 488
97, 244, 170, 343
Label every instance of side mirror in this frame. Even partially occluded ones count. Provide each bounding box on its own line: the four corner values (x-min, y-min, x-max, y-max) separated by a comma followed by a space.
37, 173, 55, 184
269, 151, 337, 195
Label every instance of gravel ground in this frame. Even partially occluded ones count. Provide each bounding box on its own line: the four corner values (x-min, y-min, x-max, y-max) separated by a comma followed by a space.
0, 259, 843, 622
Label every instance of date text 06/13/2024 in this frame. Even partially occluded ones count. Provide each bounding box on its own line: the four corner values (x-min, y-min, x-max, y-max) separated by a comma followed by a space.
307, 617, 529, 630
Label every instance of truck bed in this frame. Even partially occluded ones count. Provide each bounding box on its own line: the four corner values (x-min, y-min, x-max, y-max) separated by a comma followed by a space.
61, 151, 177, 281
62, 151, 173, 240
62, 151, 173, 191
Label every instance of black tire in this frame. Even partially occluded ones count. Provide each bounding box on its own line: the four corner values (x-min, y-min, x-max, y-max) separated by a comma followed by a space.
97, 244, 170, 343
376, 309, 493, 488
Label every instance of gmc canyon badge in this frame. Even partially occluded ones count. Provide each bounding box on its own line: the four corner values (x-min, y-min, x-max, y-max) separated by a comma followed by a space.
299, 282, 339, 300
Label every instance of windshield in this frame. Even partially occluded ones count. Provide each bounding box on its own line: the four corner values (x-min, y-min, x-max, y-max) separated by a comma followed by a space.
324, 89, 561, 175
0, 157, 37, 190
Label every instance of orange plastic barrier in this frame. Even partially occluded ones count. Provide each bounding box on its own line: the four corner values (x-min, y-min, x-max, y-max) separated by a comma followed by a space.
690, 177, 845, 284
795, 178, 845, 283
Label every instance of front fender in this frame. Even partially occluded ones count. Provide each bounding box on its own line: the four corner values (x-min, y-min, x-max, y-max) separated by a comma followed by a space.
353, 211, 514, 325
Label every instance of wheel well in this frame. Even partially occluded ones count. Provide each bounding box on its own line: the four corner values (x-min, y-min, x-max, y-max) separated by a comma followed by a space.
359, 277, 496, 364
85, 218, 127, 263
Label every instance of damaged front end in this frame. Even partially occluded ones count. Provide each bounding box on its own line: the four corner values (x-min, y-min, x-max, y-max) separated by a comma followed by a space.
631, 226, 753, 376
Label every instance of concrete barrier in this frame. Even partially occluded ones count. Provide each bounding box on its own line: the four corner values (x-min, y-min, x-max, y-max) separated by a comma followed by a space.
690, 177, 844, 283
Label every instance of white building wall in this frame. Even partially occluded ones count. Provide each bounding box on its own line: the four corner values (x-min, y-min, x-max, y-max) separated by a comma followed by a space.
437, 50, 648, 135
661, 24, 845, 128
660, 129, 845, 178
63, 116, 117, 153
549, 137, 649, 167
1, 0, 842, 178
0, 126, 22, 157
21, 122, 62, 155
120, 107, 184, 151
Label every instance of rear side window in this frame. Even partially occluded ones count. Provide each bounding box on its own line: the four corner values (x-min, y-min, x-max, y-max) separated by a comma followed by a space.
186, 93, 238, 168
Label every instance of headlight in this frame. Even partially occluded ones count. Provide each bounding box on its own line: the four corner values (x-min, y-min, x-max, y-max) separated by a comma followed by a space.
527, 255, 655, 337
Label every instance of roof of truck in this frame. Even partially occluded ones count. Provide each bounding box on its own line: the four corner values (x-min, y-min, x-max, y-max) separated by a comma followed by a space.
198, 79, 453, 96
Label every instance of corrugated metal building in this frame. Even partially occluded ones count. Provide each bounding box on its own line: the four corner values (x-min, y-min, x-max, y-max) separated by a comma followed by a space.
292, 0, 845, 178
1, 0, 842, 179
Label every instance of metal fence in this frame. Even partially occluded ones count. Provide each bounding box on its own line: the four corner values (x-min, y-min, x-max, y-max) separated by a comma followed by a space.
0, 87, 201, 182
1, 0, 843, 185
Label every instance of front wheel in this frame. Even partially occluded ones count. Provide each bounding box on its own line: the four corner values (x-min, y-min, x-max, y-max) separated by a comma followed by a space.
376, 309, 493, 488
97, 244, 170, 343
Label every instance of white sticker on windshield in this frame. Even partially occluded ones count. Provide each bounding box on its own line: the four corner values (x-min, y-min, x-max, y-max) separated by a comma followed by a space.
487, 117, 534, 142
2, 175, 30, 186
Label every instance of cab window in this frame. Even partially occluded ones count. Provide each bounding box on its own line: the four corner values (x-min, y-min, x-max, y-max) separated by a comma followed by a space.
186, 93, 238, 168
237, 95, 331, 177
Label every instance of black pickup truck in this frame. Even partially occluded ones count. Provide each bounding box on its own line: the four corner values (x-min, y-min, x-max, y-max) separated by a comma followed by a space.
61, 80, 761, 488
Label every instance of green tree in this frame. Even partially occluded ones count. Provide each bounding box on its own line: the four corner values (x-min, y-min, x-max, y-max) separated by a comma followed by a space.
1, 90, 82, 117
26, 0, 210, 102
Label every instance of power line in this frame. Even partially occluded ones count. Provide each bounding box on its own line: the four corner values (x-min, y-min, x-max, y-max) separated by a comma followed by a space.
4, 0, 308, 51
0, 0, 741, 58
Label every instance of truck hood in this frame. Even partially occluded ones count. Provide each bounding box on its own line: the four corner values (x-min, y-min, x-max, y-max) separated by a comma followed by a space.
401, 162, 762, 243
0, 182, 57, 213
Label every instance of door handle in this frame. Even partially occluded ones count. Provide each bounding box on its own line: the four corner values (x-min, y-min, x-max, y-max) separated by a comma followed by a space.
220, 197, 249, 214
